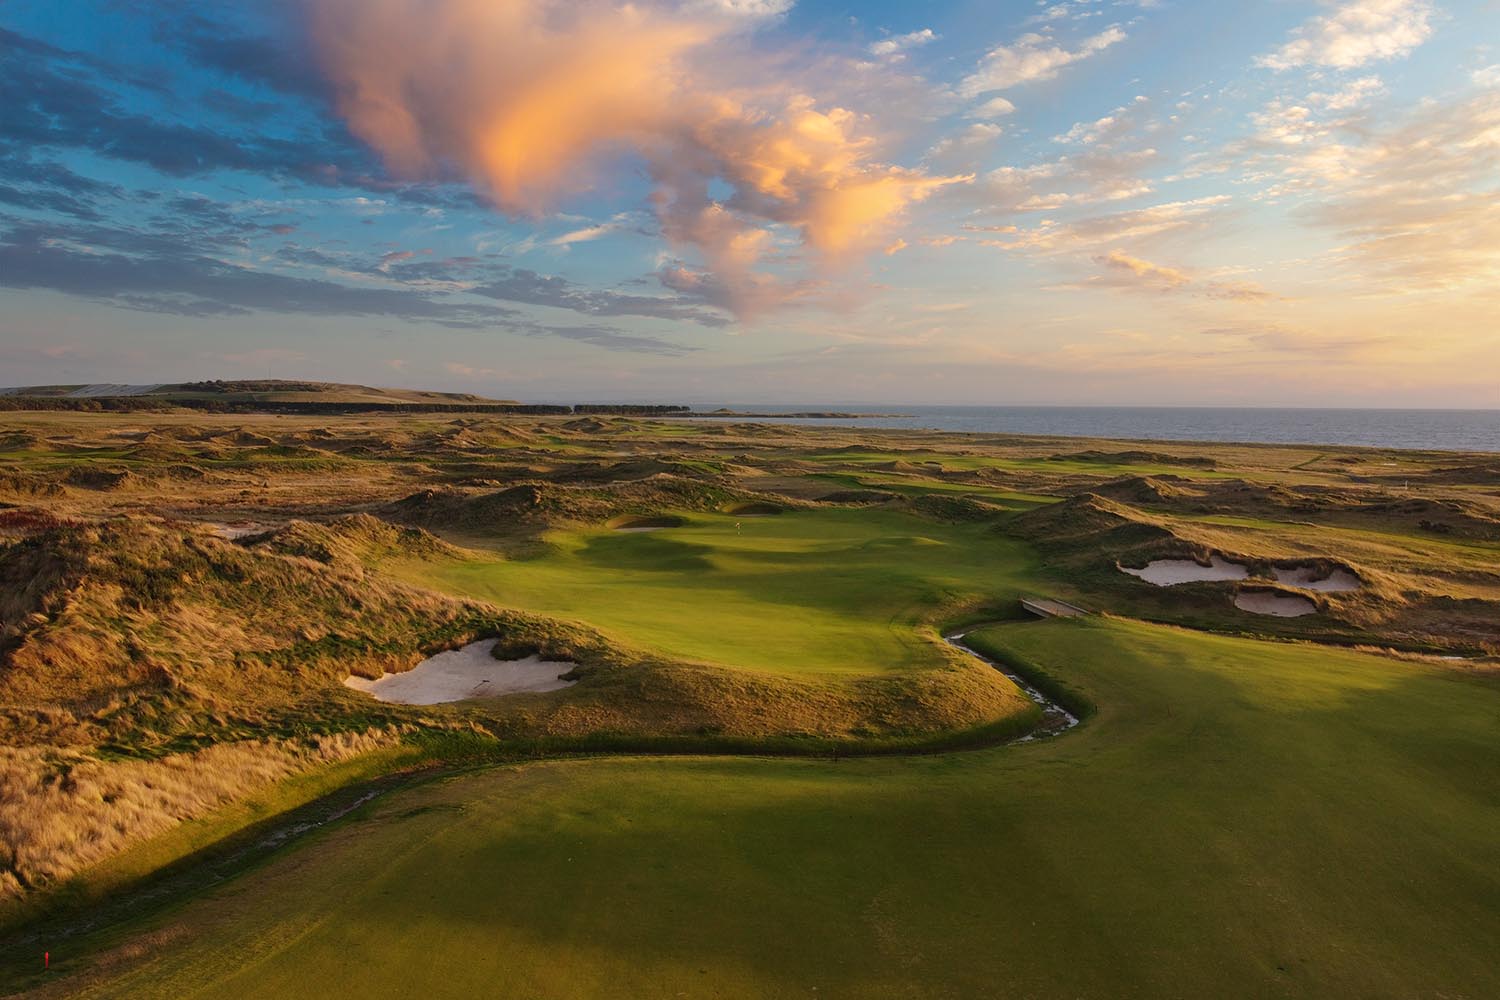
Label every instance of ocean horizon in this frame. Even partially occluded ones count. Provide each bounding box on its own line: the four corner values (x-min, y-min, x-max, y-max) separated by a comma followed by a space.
676, 405, 1500, 453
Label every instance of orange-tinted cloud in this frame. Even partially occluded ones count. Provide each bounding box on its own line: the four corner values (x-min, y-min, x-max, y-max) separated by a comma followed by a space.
306, 0, 964, 317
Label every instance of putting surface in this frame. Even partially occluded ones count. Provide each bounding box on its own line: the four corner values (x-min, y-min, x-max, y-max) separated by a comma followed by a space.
402, 508, 1040, 676
53, 618, 1500, 999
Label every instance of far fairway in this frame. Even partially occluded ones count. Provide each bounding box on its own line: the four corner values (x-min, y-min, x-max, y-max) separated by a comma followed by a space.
54, 618, 1500, 999
401, 508, 1041, 676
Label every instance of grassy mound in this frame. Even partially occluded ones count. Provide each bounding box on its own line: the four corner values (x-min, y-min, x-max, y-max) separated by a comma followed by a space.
246, 514, 466, 569
1052, 449, 1218, 468
606, 514, 686, 530
1012, 492, 1183, 563
388, 478, 798, 536
0, 520, 495, 744
815, 489, 898, 505
0, 471, 65, 499
1087, 474, 1206, 505
721, 500, 784, 516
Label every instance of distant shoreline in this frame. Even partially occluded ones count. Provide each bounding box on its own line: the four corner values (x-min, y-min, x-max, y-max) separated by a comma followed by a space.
672, 409, 913, 420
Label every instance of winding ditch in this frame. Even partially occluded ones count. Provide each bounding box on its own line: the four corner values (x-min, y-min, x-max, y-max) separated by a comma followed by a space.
944, 631, 1080, 741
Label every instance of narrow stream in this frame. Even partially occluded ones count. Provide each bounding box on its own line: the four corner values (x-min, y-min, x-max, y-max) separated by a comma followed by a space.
944, 631, 1080, 741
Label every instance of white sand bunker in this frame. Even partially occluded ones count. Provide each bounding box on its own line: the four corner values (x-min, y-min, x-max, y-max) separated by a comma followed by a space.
1121, 556, 1249, 586
344, 640, 576, 705
1234, 591, 1317, 618
1271, 565, 1361, 592
210, 522, 276, 540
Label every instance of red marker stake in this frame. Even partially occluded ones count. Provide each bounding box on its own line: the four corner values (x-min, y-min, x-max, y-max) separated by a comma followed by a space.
44, 951, 50, 970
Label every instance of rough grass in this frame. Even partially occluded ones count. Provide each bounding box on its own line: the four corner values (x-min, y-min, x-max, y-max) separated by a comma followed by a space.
0, 730, 400, 901
0, 519, 498, 743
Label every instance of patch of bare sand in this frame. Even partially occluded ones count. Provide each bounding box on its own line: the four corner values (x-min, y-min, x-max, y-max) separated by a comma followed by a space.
1122, 556, 1249, 586
344, 640, 576, 705
1234, 591, 1317, 617
1272, 565, 1361, 592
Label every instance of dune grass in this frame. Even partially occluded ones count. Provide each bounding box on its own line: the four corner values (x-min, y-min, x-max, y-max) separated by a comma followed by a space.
399, 508, 1041, 676
798, 448, 1240, 480
34, 616, 1499, 999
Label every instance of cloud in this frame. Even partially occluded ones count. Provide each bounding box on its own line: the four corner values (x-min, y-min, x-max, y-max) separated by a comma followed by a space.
158, 11, 331, 99
0, 219, 507, 325
1, 26, 373, 183
926, 123, 1006, 171
1095, 250, 1191, 289
951, 97, 1163, 214
981, 196, 1232, 254
960, 27, 1125, 96
2, 24, 501, 216
305, 0, 964, 319
1053, 96, 1150, 145
1307, 75, 1386, 111
467, 267, 732, 326
870, 29, 937, 58
1259, 0, 1434, 71
969, 97, 1017, 120
0, 216, 706, 352
1231, 82, 1500, 292
684, 0, 792, 19
1199, 324, 1395, 359
1074, 250, 1276, 301
549, 224, 617, 247
0, 155, 125, 222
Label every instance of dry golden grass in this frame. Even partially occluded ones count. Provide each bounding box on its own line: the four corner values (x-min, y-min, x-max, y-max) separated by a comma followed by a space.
0, 729, 401, 898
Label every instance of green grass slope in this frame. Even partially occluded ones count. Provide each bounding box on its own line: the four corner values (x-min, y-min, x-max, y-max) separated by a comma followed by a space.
399, 507, 1040, 676
32, 617, 1500, 999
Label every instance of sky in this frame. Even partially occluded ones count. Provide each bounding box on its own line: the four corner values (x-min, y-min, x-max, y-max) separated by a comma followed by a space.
1, 0, 1498, 407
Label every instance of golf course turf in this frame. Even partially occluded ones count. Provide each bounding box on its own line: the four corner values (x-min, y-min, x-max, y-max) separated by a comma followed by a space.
27, 618, 1500, 999
397, 508, 1042, 676
3, 409, 1498, 998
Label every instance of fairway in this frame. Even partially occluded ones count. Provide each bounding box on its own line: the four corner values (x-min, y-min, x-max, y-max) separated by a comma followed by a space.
401, 508, 1041, 676
48, 618, 1500, 999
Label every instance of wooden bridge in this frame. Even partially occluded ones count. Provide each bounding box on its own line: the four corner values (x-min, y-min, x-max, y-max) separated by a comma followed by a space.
1020, 597, 1091, 619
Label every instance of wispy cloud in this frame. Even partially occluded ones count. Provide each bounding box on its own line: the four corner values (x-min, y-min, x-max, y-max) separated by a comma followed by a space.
1068, 250, 1277, 301
869, 28, 936, 58
981, 196, 1232, 254
960, 27, 1125, 96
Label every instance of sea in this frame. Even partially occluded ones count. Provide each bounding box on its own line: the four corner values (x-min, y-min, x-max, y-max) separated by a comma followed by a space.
691, 406, 1500, 453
